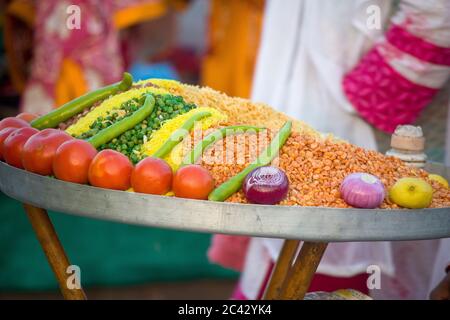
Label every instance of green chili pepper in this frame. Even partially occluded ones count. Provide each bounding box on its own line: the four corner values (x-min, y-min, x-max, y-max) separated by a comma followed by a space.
87, 95, 155, 149
181, 125, 266, 167
208, 121, 292, 202
31, 72, 133, 130
152, 111, 212, 159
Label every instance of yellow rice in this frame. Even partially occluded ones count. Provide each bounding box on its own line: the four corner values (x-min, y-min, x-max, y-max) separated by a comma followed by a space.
65, 86, 169, 136
140, 107, 227, 170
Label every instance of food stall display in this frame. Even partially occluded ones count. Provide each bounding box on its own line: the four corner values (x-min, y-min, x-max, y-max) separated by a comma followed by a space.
0, 73, 449, 300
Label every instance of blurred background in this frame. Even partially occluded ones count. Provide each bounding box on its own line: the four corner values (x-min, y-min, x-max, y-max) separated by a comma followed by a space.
0, 0, 448, 299
0, 0, 240, 300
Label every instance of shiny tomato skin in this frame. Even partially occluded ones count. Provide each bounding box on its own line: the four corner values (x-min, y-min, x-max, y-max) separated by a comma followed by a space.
16, 112, 38, 123
172, 165, 215, 200
0, 117, 30, 131
0, 127, 19, 160
3, 127, 39, 168
22, 129, 73, 175
131, 157, 173, 195
88, 150, 133, 190
53, 140, 97, 184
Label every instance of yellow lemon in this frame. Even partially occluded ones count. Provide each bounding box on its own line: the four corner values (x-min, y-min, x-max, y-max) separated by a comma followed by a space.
389, 178, 433, 209
428, 174, 449, 189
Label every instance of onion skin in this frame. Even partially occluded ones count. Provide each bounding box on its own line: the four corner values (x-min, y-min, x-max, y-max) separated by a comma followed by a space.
340, 173, 385, 209
243, 166, 289, 205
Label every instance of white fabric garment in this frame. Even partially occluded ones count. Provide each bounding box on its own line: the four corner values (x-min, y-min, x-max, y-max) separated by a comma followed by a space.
241, 0, 450, 300
252, 0, 390, 149
447, 98, 450, 166
371, 239, 450, 300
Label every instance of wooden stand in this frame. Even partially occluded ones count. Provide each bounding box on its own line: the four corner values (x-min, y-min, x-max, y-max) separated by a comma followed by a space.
23, 203, 326, 301
23, 204, 86, 300
264, 240, 328, 300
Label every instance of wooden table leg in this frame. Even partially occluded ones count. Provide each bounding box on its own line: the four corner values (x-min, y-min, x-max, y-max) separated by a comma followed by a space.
278, 241, 328, 300
23, 204, 86, 300
263, 239, 300, 300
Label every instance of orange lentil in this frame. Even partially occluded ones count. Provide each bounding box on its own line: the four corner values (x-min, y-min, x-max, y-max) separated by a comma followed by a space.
183, 129, 450, 209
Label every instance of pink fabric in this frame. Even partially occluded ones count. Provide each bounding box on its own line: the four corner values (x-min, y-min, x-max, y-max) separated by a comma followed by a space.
386, 24, 450, 66
21, 0, 159, 115
343, 47, 438, 133
21, 0, 122, 114
230, 262, 273, 300
230, 283, 248, 300
207, 235, 250, 272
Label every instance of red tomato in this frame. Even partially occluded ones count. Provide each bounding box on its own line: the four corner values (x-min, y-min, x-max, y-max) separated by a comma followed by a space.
0, 127, 18, 160
16, 112, 38, 123
22, 129, 73, 175
53, 140, 97, 184
88, 150, 133, 190
131, 157, 173, 195
3, 127, 39, 168
172, 165, 215, 200
0, 117, 30, 131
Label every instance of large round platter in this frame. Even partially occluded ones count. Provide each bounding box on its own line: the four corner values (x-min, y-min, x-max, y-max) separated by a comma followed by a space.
1, 161, 449, 242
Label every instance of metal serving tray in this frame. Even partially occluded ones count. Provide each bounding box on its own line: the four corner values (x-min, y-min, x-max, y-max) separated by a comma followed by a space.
1, 161, 449, 242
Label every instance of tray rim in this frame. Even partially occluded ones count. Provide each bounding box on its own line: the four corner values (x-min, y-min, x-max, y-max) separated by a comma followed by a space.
1, 161, 449, 242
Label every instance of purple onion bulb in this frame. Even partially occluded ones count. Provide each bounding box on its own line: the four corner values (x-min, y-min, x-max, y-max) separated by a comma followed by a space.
340, 173, 385, 209
243, 166, 289, 205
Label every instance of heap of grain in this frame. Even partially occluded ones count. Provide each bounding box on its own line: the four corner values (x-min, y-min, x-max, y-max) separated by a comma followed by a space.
154, 80, 450, 209
180, 127, 450, 209
164, 82, 320, 137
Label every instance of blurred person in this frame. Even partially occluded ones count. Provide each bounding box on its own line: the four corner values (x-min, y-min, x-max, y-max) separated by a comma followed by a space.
4, 0, 182, 115
201, 0, 264, 98
209, 0, 450, 300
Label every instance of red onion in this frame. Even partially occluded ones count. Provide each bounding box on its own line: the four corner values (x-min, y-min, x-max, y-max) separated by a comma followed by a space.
243, 166, 289, 205
340, 173, 385, 209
